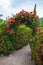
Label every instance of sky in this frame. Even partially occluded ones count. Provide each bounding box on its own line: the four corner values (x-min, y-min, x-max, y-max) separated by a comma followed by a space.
0, 0, 43, 19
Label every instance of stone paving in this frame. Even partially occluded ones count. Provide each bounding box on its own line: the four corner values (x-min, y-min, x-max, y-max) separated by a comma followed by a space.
0, 45, 35, 65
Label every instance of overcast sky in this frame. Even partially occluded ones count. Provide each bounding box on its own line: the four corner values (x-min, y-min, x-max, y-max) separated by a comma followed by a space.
0, 0, 43, 19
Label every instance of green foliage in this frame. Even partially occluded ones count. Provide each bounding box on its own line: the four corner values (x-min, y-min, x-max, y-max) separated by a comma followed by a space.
0, 34, 15, 55
39, 18, 43, 27
30, 27, 43, 65
40, 23, 43, 27
0, 22, 14, 55
0, 23, 32, 55
0, 21, 6, 25
40, 20, 43, 27
15, 24, 32, 49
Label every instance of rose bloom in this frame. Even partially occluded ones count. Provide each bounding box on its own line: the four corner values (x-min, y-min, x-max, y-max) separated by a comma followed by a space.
6, 29, 10, 33
12, 19, 16, 23
6, 29, 13, 34
9, 18, 16, 23
30, 12, 33, 14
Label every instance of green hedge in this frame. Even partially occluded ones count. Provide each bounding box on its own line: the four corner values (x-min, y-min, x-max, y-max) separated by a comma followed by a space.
30, 27, 43, 65
0, 24, 32, 56
15, 24, 32, 49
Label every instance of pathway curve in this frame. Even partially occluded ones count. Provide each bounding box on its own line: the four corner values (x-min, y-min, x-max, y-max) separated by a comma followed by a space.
0, 45, 35, 65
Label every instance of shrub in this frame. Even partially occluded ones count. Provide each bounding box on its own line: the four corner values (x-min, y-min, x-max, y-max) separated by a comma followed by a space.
0, 22, 14, 55
30, 27, 43, 65
15, 24, 32, 49
0, 35, 14, 55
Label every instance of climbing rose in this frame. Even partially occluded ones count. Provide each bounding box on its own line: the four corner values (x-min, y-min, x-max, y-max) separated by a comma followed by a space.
6, 29, 13, 33
8, 22, 11, 26
9, 18, 16, 23
30, 12, 33, 14
6, 29, 10, 33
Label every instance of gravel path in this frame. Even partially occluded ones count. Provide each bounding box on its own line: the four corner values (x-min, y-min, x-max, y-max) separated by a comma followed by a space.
0, 45, 35, 65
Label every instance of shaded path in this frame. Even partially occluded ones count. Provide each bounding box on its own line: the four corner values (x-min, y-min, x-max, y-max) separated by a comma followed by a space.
0, 45, 35, 65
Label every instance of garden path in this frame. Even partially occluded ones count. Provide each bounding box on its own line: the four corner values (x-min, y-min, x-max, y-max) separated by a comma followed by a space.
0, 45, 35, 65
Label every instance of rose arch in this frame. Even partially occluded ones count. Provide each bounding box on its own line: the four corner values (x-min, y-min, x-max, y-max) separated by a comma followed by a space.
0, 4, 42, 65
6, 5, 43, 65
6, 4, 39, 51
